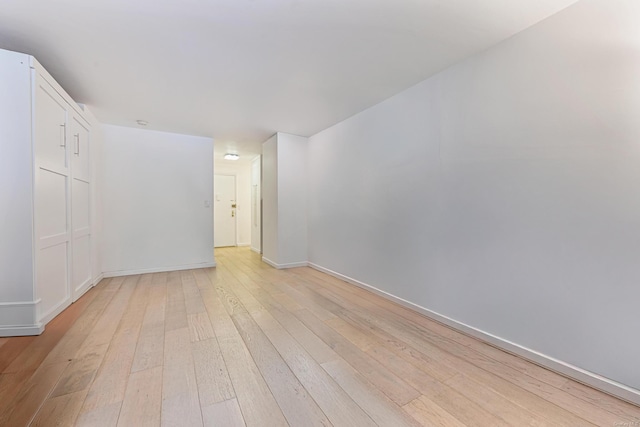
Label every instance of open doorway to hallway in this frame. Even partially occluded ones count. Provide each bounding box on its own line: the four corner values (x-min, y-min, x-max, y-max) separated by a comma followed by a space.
212, 152, 261, 258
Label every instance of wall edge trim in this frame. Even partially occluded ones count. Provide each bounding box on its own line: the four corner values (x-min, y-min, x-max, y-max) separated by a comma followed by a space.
0, 299, 41, 307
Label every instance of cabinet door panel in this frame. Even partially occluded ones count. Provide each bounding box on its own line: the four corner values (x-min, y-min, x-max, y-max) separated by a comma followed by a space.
71, 164, 90, 301
36, 169, 68, 239
70, 113, 90, 182
72, 179, 90, 231
36, 242, 70, 322
34, 73, 72, 325
72, 234, 91, 299
34, 75, 67, 171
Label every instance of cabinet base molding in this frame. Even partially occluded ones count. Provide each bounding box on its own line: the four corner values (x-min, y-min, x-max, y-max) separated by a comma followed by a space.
0, 299, 43, 337
307, 261, 640, 407
102, 261, 216, 278
72, 277, 97, 303
38, 297, 72, 327
92, 273, 105, 287
0, 323, 44, 337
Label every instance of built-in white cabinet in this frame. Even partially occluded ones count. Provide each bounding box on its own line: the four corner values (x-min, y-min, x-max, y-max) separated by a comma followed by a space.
0, 48, 93, 336
70, 110, 92, 300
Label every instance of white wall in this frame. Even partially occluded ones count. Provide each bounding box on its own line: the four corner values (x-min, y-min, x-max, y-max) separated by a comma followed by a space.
0, 49, 34, 304
276, 133, 308, 266
308, 0, 640, 394
261, 133, 308, 268
251, 156, 262, 253
214, 160, 252, 246
261, 135, 278, 264
102, 125, 214, 275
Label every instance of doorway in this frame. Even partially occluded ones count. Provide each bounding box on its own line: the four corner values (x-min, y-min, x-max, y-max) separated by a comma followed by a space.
214, 174, 237, 247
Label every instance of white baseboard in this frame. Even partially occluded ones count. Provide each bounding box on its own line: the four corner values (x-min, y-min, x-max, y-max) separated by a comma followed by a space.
0, 299, 43, 336
261, 257, 279, 268
250, 246, 261, 254
261, 257, 307, 269
308, 262, 640, 406
0, 323, 44, 337
237, 242, 251, 247
103, 261, 216, 278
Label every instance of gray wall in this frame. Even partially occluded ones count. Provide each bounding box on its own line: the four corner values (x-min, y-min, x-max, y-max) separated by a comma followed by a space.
102, 125, 214, 274
262, 133, 309, 267
307, 0, 640, 390
276, 133, 308, 266
0, 49, 33, 303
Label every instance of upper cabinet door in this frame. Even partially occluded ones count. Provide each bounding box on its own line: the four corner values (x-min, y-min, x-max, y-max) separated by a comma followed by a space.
70, 112, 90, 182
34, 74, 68, 172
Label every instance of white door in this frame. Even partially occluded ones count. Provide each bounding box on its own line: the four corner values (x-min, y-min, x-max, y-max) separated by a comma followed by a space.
214, 174, 237, 247
34, 74, 71, 322
251, 156, 261, 253
70, 111, 91, 301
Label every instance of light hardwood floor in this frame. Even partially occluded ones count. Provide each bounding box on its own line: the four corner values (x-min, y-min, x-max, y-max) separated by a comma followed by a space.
1, 247, 639, 426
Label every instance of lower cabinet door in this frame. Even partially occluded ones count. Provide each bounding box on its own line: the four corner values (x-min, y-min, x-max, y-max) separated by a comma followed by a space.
71, 176, 91, 301
72, 235, 91, 301
36, 241, 71, 324
34, 155, 72, 324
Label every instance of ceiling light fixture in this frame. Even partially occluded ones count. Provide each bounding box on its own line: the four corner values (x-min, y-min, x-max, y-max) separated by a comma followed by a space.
136, 120, 148, 126
224, 153, 240, 160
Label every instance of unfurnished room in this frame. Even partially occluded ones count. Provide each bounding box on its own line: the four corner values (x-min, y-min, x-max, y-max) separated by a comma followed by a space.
1, 0, 640, 426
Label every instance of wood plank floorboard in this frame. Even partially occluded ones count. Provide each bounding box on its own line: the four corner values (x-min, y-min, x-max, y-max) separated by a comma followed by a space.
0, 246, 638, 426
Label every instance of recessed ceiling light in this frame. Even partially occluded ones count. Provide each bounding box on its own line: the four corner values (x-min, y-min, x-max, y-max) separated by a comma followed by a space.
224, 153, 240, 160
136, 120, 148, 126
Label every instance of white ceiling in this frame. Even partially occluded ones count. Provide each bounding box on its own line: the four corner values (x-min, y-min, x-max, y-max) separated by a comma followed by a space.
0, 0, 578, 158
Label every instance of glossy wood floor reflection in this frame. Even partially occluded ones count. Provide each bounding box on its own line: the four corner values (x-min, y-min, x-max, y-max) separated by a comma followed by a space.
1, 248, 639, 426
